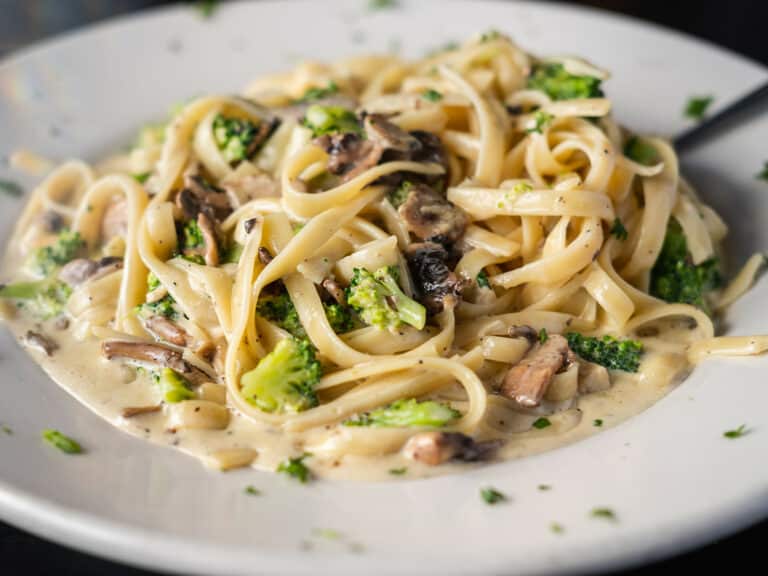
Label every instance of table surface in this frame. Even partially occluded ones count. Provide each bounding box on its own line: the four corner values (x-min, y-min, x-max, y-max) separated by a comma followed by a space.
1, 1, 766, 574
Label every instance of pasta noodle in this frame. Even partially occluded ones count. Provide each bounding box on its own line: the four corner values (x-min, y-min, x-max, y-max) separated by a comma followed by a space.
2, 31, 765, 479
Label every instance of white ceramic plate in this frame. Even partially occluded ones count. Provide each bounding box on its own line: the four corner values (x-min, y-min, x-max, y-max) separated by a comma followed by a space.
1, 1, 767, 574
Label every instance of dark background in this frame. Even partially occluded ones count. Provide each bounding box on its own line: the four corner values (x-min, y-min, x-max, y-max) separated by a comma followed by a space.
0, 1, 765, 574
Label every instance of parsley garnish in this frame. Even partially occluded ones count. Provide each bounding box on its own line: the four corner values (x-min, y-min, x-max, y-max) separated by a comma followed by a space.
610, 218, 628, 241
368, 0, 398, 10
298, 81, 339, 103
476, 270, 491, 289
590, 507, 617, 521
756, 162, 768, 182
624, 136, 658, 166
480, 487, 507, 505
532, 417, 551, 430
244, 485, 261, 496
538, 484, 552, 491
550, 522, 565, 534
277, 454, 312, 483
1, 424, 12, 435
723, 424, 750, 439
42, 429, 82, 454
132, 172, 151, 184
422, 89, 443, 102
684, 95, 713, 120
480, 30, 502, 42
593, 419, 604, 427
389, 467, 408, 476
526, 110, 553, 134
538, 328, 548, 344
195, 0, 219, 18
313, 528, 342, 540
0, 179, 23, 198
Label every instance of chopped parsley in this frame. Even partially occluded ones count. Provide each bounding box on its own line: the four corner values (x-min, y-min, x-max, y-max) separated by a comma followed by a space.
527, 62, 603, 101
538, 484, 552, 491
480, 29, 502, 43
195, 0, 219, 18
298, 81, 339, 103
313, 528, 342, 540
723, 424, 750, 439
684, 95, 713, 120
42, 429, 82, 454
480, 487, 507, 505
623, 136, 658, 166
550, 522, 565, 534
526, 110, 553, 134
1, 424, 12, 435
389, 467, 408, 476
610, 218, 628, 241
0, 179, 23, 198
756, 161, 768, 182
593, 419, 604, 427
244, 485, 261, 496
590, 507, 617, 522
132, 172, 151, 184
422, 89, 443, 102
538, 327, 549, 344
476, 270, 491, 289
368, 0, 398, 10
532, 417, 551, 430
277, 454, 312, 483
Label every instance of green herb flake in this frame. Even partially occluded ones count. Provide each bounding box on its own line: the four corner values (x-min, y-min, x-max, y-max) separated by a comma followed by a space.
610, 218, 628, 241
623, 136, 658, 166
513, 181, 533, 193
389, 467, 408, 476
195, 0, 219, 18
476, 270, 491, 289
532, 417, 551, 430
526, 110, 554, 134
550, 522, 565, 534
132, 172, 151, 184
1, 424, 12, 435
527, 63, 603, 101
593, 419, 604, 427
313, 528, 342, 540
723, 424, 750, 439
368, 0, 398, 10
480, 29, 502, 43
0, 179, 23, 198
684, 96, 713, 120
756, 161, 768, 182
277, 454, 312, 483
590, 507, 617, 521
480, 487, 507, 505
244, 485, 261, 496
538, 328, 549, 344
42, 429, 82, 454
298, 81, 339, 103
538, 484, 552, 491
422, 89, 443, 102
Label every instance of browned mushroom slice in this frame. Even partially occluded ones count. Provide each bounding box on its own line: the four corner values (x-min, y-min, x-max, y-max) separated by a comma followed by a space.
144, 315, 189, 347
244, 118, 280, 159
501, 334, 571, 407
58, 257, 123, 287
314, 132, 383, 182
101, 197, 128, 241
196, 212, 220, 267
101, 340, 209, 384
321, 277, 347, 306
404, 242, 464, 314
23, 330, 58, 357
39, 211, 65, 233
121, 405, 162, 418
257, 246, 273, 265
363, 114, 421, 153
398, 184, 467, 244
403, 432, 502, 466
176, 174, 232, 221
508, 325, 538, 344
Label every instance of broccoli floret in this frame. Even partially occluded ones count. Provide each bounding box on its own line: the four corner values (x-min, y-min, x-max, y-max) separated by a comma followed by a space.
566, 332, 643, 372
155, 368, 195, 403
476, 270, 491, 289
526, 110, 554, 134
324, 302, 354, 334
213, 114, 259, 164
527, 63, 603, 101
256, 291, 306, 338
650, 219, 721, 312
623, 136, 658, 166
347, 266, 426, 331
221, 242, 243, 264
344, 399, 460, 428
139, 272, 177, 319
302, 105, 361, 137
182, 219, 205, 249
0, 278, 72, 319
241, 337, 320, 413
387, 181, 412, 208
28, 229, 84, 277
297, 81, 339, 103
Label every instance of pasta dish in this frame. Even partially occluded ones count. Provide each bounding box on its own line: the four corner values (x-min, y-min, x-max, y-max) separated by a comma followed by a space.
2, 32, 765, 479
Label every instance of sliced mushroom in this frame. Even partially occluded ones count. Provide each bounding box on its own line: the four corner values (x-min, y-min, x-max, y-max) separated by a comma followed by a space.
403, 432, 502, 466
321, 277, 347, 306
404, 242, 465, 314
223, 173, 279, 205
314, 132, 383, 182
363, 114, 421, 153
121, 405, 162, 418
101, 340, 210, 385
58, 256, 123, 287
501, 334, 571, 407
196, 212, 220, 267
101, 197, 128, 241
39, 211, 65, 233
176, 173, 232, 221
23, 330, 58, 357
244, 117, 280, 159
144, 315, 189, 347
399, 184, 467, 244
508, 325, 538, 344
257, 246, 273, 265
